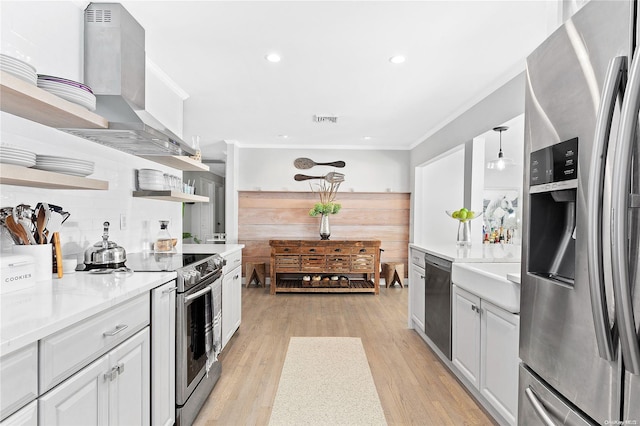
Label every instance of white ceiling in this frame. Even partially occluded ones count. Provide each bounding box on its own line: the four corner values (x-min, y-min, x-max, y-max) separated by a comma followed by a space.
120, 1, 555, 161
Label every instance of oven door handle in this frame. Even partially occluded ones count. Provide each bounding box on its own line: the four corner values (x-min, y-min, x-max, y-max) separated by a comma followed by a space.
185, 284, 213, 302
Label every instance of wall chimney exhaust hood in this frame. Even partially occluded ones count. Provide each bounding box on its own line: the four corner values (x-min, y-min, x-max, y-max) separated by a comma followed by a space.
60, 3, 194, 157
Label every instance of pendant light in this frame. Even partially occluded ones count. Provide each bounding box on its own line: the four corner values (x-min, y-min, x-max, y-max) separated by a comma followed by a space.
487, 126, 513, 170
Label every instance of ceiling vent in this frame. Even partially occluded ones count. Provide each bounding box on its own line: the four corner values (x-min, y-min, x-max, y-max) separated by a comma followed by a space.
313, 115, 338, 123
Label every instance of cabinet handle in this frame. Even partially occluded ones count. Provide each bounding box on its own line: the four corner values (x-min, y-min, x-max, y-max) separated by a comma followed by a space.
284, 248, 290, 252
420, 275, 425, 279
103, 324, 128, 337
309, 248, 316, 252
359, 248, 366, 253
334, 248, 342, 252
117, 362, 125, 375
234, 274, 239, 280
471, 305, 481, 314
104, 366, 118, 381
162, 286, 177, 294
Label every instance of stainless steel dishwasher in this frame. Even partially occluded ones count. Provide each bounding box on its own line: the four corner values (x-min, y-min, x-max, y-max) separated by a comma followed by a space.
424, 253, 452, 360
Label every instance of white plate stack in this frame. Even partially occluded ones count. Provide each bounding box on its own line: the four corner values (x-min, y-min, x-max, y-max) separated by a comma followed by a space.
138, 169, 166, 191
0, 145, 36, 167
37, 75, 96, 111
0, 54, 37, 85
33, 155, 95, 177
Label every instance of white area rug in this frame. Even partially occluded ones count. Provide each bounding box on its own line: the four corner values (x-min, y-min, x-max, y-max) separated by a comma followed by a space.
269, 337, 387, 426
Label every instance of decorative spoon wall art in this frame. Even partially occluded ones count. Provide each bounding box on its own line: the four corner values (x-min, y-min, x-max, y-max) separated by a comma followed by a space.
294, 157, 346, 169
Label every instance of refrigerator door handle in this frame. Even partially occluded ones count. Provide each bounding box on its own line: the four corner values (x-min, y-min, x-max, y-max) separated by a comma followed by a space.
587, 55, 626, 361
612, 50, 640, 375
525, 387, 557, 426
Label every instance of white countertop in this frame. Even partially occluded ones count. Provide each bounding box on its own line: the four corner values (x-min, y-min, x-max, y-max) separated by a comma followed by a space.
0, 270, 176, 357
181, 243, 244, 256
0, 246, 246, 357
409, 242, 521, 263
507, 273, 521, 284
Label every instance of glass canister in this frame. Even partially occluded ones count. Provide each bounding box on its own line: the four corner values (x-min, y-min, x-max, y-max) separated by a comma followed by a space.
155, 220, 173, 252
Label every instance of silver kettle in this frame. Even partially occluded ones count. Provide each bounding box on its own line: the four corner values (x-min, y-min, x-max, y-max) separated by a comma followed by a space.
84, 221, 127, 268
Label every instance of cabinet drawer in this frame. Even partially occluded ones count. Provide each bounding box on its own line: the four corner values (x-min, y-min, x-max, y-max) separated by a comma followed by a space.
273, 246, 299, 254
223, 250, 242, 275
1, 343, 37, 421
411, 249, 426, 266
326, 246, 348, 255
275, 255, 300, 271
298, 246, 326, 255
39, 293, 149, 392
325, 256, 351, 272
350, 246, 377, 255
301, 255, 326, 272
0, 400, 37, 426
351, 255, 375, 272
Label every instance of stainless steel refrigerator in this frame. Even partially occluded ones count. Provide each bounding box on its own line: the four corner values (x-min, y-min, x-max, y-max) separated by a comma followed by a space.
520, 1, 640, 424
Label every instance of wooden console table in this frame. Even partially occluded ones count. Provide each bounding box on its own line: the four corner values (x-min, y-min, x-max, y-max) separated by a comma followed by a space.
269, 240, 381, 294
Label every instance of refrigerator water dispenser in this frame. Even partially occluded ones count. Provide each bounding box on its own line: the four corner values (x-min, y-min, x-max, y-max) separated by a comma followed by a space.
527, 139, 579, 285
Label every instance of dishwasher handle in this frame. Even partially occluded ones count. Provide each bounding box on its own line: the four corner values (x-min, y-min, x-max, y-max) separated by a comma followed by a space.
425, 254, 452, 272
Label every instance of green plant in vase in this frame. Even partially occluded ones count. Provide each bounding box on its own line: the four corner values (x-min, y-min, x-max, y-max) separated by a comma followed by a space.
308, 179, 342, 240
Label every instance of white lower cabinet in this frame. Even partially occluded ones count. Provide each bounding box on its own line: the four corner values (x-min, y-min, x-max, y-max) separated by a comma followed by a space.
0, 343, 38, 421
452, 286, 481, 388
39, 328, 150, 426
151, 281, 176, 426
409, 261, 425, 332
452, 285, 519, 425
0, 401, 37, 426
480, 300, 519, 425
222, 265, 242, 350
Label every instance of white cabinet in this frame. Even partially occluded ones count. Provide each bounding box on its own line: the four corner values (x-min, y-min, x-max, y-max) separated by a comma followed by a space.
0, 343, 38, 421
39, 294, 149, 393
452, 286, 481, 389
39, 328, 150, 426
0, 401, 37, 426
480, 300, 519, 425
221, 249, 242, 351
151, 281, 176, 426
408, 247, 426, 331
222, 266, 242, 350
451, 284, 519, 425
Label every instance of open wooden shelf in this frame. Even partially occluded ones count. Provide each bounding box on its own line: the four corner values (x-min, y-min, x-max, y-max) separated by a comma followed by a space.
138, 155, 210, 172
0, 163, 109, 190
0, 71, 108, 129
132, 190, 209, 203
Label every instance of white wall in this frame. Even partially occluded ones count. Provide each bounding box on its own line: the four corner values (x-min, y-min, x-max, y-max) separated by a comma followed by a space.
415, 147, 465, 245
238, 147, 410, 193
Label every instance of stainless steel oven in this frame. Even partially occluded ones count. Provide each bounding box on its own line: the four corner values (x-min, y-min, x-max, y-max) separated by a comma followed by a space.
122, 252, 225, 425
175, 256, 223, 426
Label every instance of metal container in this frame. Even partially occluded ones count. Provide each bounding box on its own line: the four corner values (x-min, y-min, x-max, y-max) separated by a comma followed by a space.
84, 221, 126, 268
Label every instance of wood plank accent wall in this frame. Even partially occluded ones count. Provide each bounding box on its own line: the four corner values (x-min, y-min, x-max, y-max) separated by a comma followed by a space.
238, 191, 410, 280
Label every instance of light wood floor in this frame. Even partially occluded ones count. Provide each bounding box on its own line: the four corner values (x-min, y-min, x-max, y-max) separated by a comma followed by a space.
193, 285, 496, 426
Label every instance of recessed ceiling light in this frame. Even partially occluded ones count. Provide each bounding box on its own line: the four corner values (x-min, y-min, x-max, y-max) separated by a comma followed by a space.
389, 55, 406, 64
265, 53, 281, 63
278, 134, 289, 139
362, 136, 372, 140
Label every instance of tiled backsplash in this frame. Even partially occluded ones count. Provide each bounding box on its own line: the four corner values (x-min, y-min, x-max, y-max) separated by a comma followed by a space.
1, 112, 184, 260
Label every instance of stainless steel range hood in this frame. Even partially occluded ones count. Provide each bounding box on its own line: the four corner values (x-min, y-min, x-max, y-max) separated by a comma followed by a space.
60, 3, 194, 156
